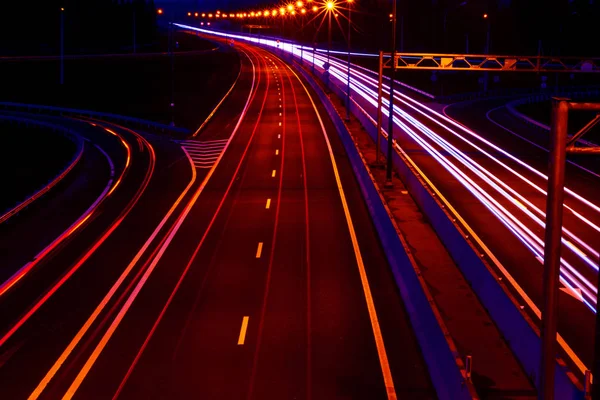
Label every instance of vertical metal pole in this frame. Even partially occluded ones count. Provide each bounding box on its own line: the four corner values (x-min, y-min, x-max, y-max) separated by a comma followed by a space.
312, 42, 316, 73
483, 19, 490, 92
376, 51, 383, 165
170, 21, 175, 127
327, 11, 331, 89
386, 0, 397, 185
346, 4, 352, 120
60, 8, 64, 85
594, 271, 600, 400
593, 241, 600, 400
133, 9, 137, 54
539, 98, 569, 400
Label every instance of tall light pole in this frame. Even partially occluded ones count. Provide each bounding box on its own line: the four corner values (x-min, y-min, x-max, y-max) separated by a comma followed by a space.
158, 8, 175, 126
327, 3, 332, 89
133, 8, 137, 54
483, 13, 490, 92
345, 0, 353, 120
60, 7, 65, 85
386, 0, 397, 186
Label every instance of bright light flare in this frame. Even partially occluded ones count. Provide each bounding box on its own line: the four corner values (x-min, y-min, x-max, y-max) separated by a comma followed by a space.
326, 1, 335, 10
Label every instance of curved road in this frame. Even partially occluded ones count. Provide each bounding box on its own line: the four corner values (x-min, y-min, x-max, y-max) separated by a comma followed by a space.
0, 41, 434, 399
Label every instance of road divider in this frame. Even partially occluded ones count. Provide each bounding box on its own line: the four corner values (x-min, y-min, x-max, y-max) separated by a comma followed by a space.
288, 53, 477, 400
298, 51, 584, 399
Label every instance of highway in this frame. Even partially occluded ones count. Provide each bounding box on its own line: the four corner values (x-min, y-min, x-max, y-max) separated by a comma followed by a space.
303, 50, 599, 375
0, 41, 434, 399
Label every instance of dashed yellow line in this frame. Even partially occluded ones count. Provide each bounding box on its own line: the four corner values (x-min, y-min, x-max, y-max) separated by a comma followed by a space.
266, 199, 271, 209
256, 242, 263, 258
237, 316, 249, 345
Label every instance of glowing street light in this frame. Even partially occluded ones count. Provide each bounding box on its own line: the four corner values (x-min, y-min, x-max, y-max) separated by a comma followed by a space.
157, 8, 163, 14
296, 1, 304, 7
187, 12, 191, 16
326, 1, 335, 10
312, 5, 318, 11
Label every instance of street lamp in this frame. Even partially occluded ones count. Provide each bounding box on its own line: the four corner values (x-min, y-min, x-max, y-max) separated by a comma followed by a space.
346, 0, 354, 120
325, 1, 336, 89
60, 7, 65, 85
386, 0, 397, 186
483, 13, 491, 92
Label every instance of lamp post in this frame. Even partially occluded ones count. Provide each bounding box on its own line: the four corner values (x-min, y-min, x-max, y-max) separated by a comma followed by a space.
133, 8, 137, 54
483, 13, 490, 92
60, 7, 65, 85
386, 0, 397, 186
327, 4, 332, 89
158, 8, 175, 126
345, 0, 353, 120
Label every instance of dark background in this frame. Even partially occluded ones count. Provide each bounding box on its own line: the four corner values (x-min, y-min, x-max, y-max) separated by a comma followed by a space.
0, 0, 158, 56
2, 1, 598, 57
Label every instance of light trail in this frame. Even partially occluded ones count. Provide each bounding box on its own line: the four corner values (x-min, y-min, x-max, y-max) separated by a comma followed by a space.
171, 28, 600, 314
312, 50, 600, 310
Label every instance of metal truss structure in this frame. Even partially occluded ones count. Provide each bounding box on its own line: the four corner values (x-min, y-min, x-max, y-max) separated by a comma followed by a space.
382, 53, 600, 73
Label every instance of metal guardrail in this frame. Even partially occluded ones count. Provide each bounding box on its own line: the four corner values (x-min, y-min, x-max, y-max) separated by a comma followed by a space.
292, 52, 478, 400
0, 102, 190, 135
290, 40, 585, 399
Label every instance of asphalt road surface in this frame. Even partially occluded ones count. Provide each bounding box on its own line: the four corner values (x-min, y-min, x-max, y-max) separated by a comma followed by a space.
277, 47, 598, 383
0, 41, 434, 399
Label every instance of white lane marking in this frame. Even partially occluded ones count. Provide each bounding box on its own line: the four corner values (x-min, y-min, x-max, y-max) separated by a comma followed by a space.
51, 47, 260, 400
256, 242, 264, 258
180, 139, 229, 170
238, 317, 250, 345
286, 64, 398, 399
